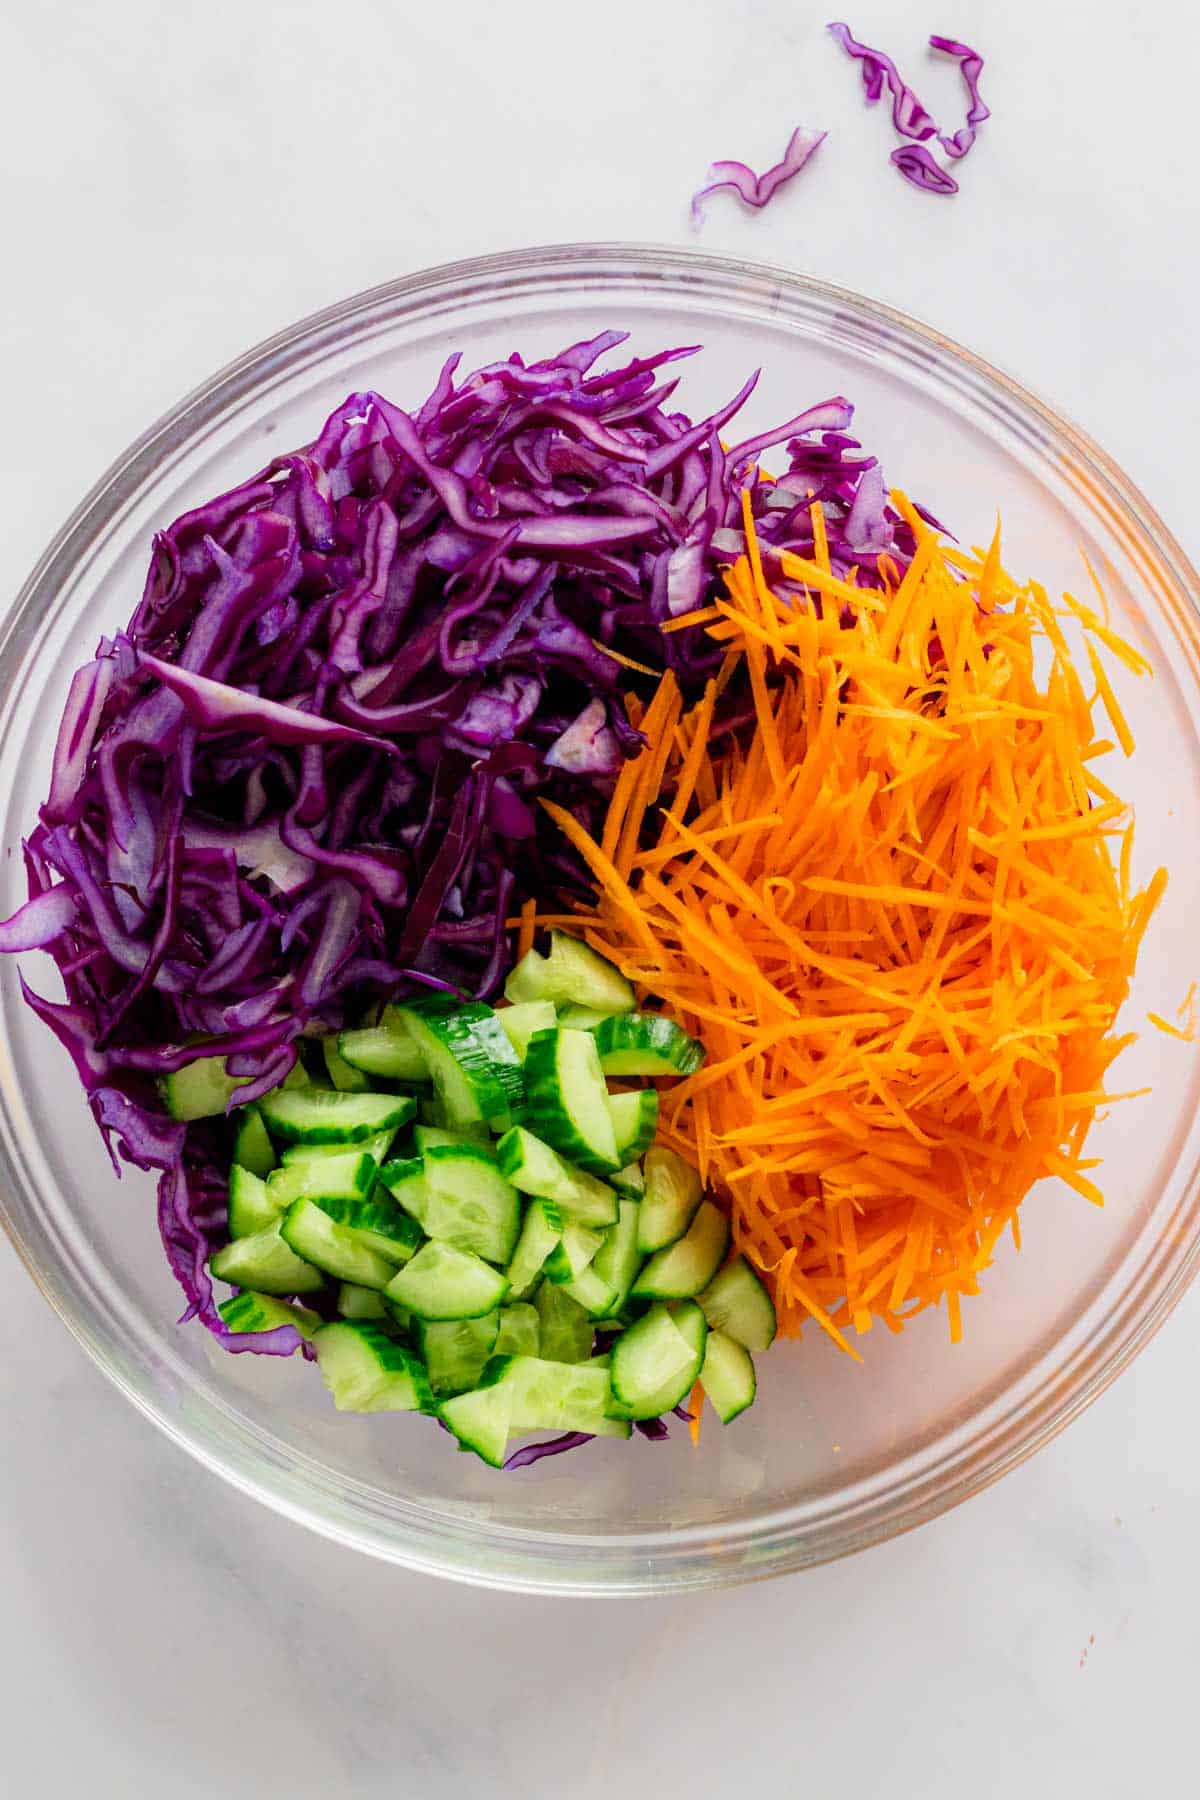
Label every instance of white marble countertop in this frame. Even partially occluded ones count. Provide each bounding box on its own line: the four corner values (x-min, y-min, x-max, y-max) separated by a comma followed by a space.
3, 3, 1198, 1792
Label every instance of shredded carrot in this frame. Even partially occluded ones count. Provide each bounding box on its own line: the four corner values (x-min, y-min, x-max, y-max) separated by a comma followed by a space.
686, 1378, 704, 1446
548, 498, 1166, 1345
516, 897, 537, 962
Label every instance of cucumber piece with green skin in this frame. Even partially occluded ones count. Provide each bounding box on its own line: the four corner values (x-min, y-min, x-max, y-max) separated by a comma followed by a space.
609, 1300, 707, 1419
227, 1165, 284, 1240
495, 1001, 557, 1061
559, 1266, 619, 1318
393, 999, 525, 1130
218, 1291, 321, 1340
313, 1321, 435, 1413
232, 1106, 276, 1178
322, 1035, 372, 1093
160, 1054, 245, 1121
524, 1027, 621, 1175
556, 1005, 614, 1030
337, 1017, 428, 1083
494, 1302, 539, 1357
638, 1145, 703, 1253
505, 1355, 629, 1438
281, 1128, 397, 1168
591, 1200, 643, 1314
534, 1282, 594, 1363
266, 1150, 377, 1209
607, 1089, 659, 1164
279, 1198, 399, 1290
593, 1013, 705, 1077
495, 1126, 618, 1228
414, 1125, 487, 1154
505, 1198, 564, 1300
210, 1223, 326, 1296
337, 1282, 389, 1321
542, 1221, 606, 1285
417, 1312, 500, 1396
632, 1199, 730, 1301
313, 1196, 423, 1265
610, 1161, 645, 1198
439, 1357, 515, 1467
699, 1330, 757, 1423
504, 931, 635, 1014
384, 1240, 510, 1321
697, 1255, 777, 1351
259, 1088, 416, 1146
381, 1146, 520, 1265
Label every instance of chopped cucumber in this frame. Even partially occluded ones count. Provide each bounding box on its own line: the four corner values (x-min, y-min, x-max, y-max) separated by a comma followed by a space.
160, 1054, 244, 1122
281, 1128, 396, 1167
556, 1004, 615, 1030
697, 1255, 777, 1351
495, 1001, 557, 1061
393, 998, 525, 1130
534, 1282, 594, 1363
524, 1027, 621, 1175
227, 1164, 284, 1240
383, 1296, 413, 1334
559, 1266, 619, 1318
506, 1356, 629, 1437
337, 1282, 389, 1321
210, 1223, 325, 1296
279, 1198, 399, 1290
384, 1240, 510, 1321
610, 1161, 645, 1198
417, 1312, 500, 1396
232, 1106, 276, 1178
505, 931, 634, 1014
439, 1358, 515, 1467
322, 1035, 372, 1092
699, 1330, 756, 1423
542, 1221, 606, 1285
632, 1199, 730, 1300
609, 1300, 707, 1419
591, 1200, 643, 1313
593, 1013, 705, 1077
266, 1150, 377, 1208
495, 1126, 618, 1227
413, 1124, 488, 1154
314, 1195, 422, 1265
259, 1088, 416, 1146
505, 1197, 564, 1300
381, 1147, 520, 1265
608, 1088, 659, 1164
218, 1291, 321, 1340
638, 1146, 703, 1253
338, 1017, 428, 1083
494, 1302, 540, 1357
313, 1321, 435, 1413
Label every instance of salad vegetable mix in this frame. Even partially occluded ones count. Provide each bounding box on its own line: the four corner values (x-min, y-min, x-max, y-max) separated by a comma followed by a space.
0, 334, 1162, 1465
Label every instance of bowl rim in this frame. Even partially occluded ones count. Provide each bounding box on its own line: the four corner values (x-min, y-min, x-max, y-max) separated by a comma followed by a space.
4, 240, 1200, 1595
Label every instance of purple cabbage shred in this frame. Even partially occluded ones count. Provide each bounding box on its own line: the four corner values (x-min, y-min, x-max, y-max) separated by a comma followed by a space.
827, 22, 988, 194
691, 125, 826, 226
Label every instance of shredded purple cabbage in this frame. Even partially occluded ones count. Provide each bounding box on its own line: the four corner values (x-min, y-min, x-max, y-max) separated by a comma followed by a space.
1, 333, 924, 1353
827, 23, 987, 194
890, 144, 960, 195
930, 35, 990, 160
691, 125, 826, 226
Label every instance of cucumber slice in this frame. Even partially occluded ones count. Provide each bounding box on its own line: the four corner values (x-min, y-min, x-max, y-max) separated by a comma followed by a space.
227, 1165, 283, 1240
632, 1199, 730, 1300
534, 1282, 594, 1363
699, 1330, 757, 1423
439, 1358, 515, 1467
559, 1266, 619, 1318
495, 1126, 618, 1228
322, 1035, 372, 1093
638, 1146, 703, 1253
609, 1300, 707, 1419
394, 999, 525, 1129
593, 1013, 705, 1077
338, 1017, 428, 1083
698, 1255, 777, 1351
217, 1291, 321, 1340
607, 1089, 659, 1164
505, 1198, 564, 1300
506, 1355, 629, 1437
314, 1196, 423, 1265
160, 1054, 244, 1122
413, 1124, 487, 1154
495, 1001, 557, 1061
591, 1200, 643, 1313
282, 1059, 313, 1090
556, 1005, 614, 1030
505, 931, 634, 1014
232, 1106, 276, 1178
524, 1027, 621, 1175
386, 1145, 521, 1265
265, 1150, 377, 1209
417, 1312, 500, 1396
494, 1302, 540, 1357
281, 1129, 397, 1167
313, 1321, 435, 1413
543, 1221, 606, 1285
259, 1088, 416, 1146
279, 1198, 399, 1290
384, 1240, 510, 1321
610, 1161, 645, 1198
210, 1223, 325, 1296
337, 1282, 389, 1321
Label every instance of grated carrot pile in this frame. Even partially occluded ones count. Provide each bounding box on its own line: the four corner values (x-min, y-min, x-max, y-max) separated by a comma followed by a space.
542, 495, 1167, 1348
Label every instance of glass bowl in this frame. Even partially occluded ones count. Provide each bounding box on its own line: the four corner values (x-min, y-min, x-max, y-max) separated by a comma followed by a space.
1, 244, 1198, 1596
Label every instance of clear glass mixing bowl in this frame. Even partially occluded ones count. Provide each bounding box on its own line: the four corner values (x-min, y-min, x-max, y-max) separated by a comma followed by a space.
1, 245, 1198, 1595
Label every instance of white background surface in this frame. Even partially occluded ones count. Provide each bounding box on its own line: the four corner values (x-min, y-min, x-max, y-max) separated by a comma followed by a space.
2, 3, 1198, 1793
